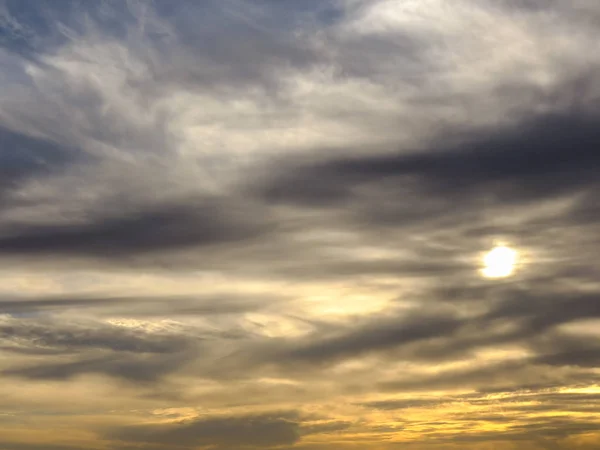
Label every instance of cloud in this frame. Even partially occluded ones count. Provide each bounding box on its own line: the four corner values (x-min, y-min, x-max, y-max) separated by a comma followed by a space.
107, 411, 301, 448
0, 197, 270, 258
0, 314, 192, 354
360, 398, 444, 411
0, 292, 285, 316
276, 312, 463, 364
234, 283, 600, 377
261, 109, 600, 216
0, 0, 600, 449
2, 351, 193, 383
0, 126, 81, 198
0, 312, 200, 382
0, 443, 83, 450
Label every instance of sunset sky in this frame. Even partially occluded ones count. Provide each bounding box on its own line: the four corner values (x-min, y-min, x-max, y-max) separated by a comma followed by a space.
1, 1, 600, 449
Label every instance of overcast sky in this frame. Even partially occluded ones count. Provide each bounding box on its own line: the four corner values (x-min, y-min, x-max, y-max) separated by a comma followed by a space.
1, 1, 600, 449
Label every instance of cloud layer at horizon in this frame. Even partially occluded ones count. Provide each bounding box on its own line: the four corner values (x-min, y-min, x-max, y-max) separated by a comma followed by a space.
1, 1, 600, 449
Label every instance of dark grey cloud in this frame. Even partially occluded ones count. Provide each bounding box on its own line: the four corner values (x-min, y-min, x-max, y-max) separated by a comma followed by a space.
277, 312, 463, 365
0, 126, 80, 196
107, 412, 301, 449
0, 198, 270, 257
2, 350, 192, 383
0, 314, 200, 382
261, 110, 600, 215
485, 291, 600, 330
360, 398, 444, 411
0, 442, 82, 450
0, 292, 285, 317
528, 332, 600, 368
0, 316, 191, 354
378, 357, 599, 394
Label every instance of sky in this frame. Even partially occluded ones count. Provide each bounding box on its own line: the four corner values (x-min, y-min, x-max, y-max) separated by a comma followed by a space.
0, 0, 599, 449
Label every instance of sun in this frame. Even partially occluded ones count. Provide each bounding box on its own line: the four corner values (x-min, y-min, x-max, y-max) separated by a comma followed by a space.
481, 245, 518, 278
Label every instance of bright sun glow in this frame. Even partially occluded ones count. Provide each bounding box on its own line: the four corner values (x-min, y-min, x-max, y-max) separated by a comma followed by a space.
481, 245, 518, 278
